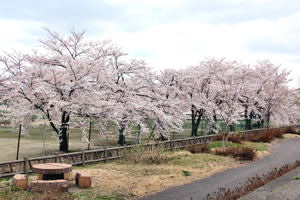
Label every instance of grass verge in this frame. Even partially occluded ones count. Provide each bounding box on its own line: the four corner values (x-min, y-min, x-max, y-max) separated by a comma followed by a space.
0, 140, 270, 200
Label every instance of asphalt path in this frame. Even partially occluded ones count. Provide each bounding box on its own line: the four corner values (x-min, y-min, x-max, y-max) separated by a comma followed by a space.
239, 165, 300, 200
141, 137, 300, 200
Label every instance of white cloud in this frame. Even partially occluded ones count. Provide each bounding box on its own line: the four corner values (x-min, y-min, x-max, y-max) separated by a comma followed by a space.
0, 19, 44, 52
0, 1, 299, 88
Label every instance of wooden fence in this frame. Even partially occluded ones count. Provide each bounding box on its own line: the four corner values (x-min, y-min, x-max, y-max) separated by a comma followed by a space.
0, 125, 299, 178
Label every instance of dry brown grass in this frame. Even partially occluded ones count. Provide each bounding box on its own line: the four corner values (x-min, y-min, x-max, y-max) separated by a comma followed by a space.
185, 144, 210, 154
70, 151, 242, 199
0, 138, 89, 162
215, 147, 256, 161
284, 133, 300, 138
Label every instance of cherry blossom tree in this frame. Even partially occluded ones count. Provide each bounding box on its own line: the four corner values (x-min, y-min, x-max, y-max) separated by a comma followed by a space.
105, 56, 149, 145
253, 60, 299, 127
1, 28, 298, 152
178, 59, 222, 137
237, 66, 262, 130
0, 29, 125, 152
149, 69, 187, 140
212, 59, 247, 145
109, 67, 187, 145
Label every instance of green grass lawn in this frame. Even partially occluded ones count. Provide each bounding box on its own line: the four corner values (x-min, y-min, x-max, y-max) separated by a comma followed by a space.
207, 141, 268, 152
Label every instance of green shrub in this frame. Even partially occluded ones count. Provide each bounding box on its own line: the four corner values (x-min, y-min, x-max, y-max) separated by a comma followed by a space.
208, 141, 241, 149
10, 186, 20, 192
182, 170, 192, 176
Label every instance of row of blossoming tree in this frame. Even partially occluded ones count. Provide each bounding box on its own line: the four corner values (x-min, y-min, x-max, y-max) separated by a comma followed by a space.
0, 29, 299, 152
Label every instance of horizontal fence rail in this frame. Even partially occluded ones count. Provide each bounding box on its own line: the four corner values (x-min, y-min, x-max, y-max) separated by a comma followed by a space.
1, 125, 299, 178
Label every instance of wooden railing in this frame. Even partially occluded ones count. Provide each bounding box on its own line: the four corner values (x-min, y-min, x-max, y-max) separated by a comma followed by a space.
1, 125, 299, 178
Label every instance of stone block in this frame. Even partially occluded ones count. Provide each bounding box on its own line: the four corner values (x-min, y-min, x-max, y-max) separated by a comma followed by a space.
11, 174, 28, 190
75, 172, 91, 188
28, 179, 68, 192
37, 173, 43, 180
64, 172, 71, 180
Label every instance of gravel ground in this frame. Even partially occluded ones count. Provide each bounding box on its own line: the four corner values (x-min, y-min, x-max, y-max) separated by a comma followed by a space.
141, 137, 300, 200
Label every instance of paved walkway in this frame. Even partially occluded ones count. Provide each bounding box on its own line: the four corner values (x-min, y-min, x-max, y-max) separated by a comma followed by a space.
141, 137, 300, 200
239, 166, 300, 200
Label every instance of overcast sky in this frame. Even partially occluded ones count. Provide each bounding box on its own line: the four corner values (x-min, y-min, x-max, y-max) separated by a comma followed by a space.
0, 0, 300, 87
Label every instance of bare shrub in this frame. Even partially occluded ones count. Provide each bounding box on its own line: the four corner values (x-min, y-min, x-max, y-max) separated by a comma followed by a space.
271, 129, 284, 138
245, 128, 286, 142
122, 144, 168, 164
213, 133, 242, 144
245, 131, 274, 143
235, 147, 256, 161
215, 147, 256, 161
228, 134, 242, 144
213, 134, 223, 141
214, 147, 237, 157
285, 127, 299, 134
185, 144, 210, 154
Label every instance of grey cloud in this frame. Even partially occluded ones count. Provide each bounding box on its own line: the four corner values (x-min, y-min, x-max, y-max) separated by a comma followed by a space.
3, 0, 300, 38
167, 0, 300, 24
0, 0, 124, 28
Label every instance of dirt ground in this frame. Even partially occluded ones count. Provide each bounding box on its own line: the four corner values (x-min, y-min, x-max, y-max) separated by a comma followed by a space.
66, 139, 275, 199
0, 137, 89, 162
69, 151, 245, 199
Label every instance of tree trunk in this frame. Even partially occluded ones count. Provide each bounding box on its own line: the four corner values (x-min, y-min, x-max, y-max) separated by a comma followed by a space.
245, 119, 252, 130
159, 133, 168, 141
118, 134, 126, 145
59, 124, 69, 152
136, 124, 141, 144
191, 107, 202, 137
46, 111, 70, 152
244, 106, 252, 130
191, 108, 197, 137
229, 124, 235, 132
257, 119, 264, 128
191, 119, 198, 137
58, 112, 70, 152
223, 124, 229, 147
266, 111, 271, 128
118, 123, 126, 146
208, 114, 218, 134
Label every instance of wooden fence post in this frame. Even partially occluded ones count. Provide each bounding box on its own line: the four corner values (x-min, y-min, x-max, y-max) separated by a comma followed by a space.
87, 121, 92, 150
123, 145, 127, 157
82, 150, 86, 166
23, 156, 28, 176
16, 124, 22, 160
55, 153, 60, 163
104, 148, 107, 163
